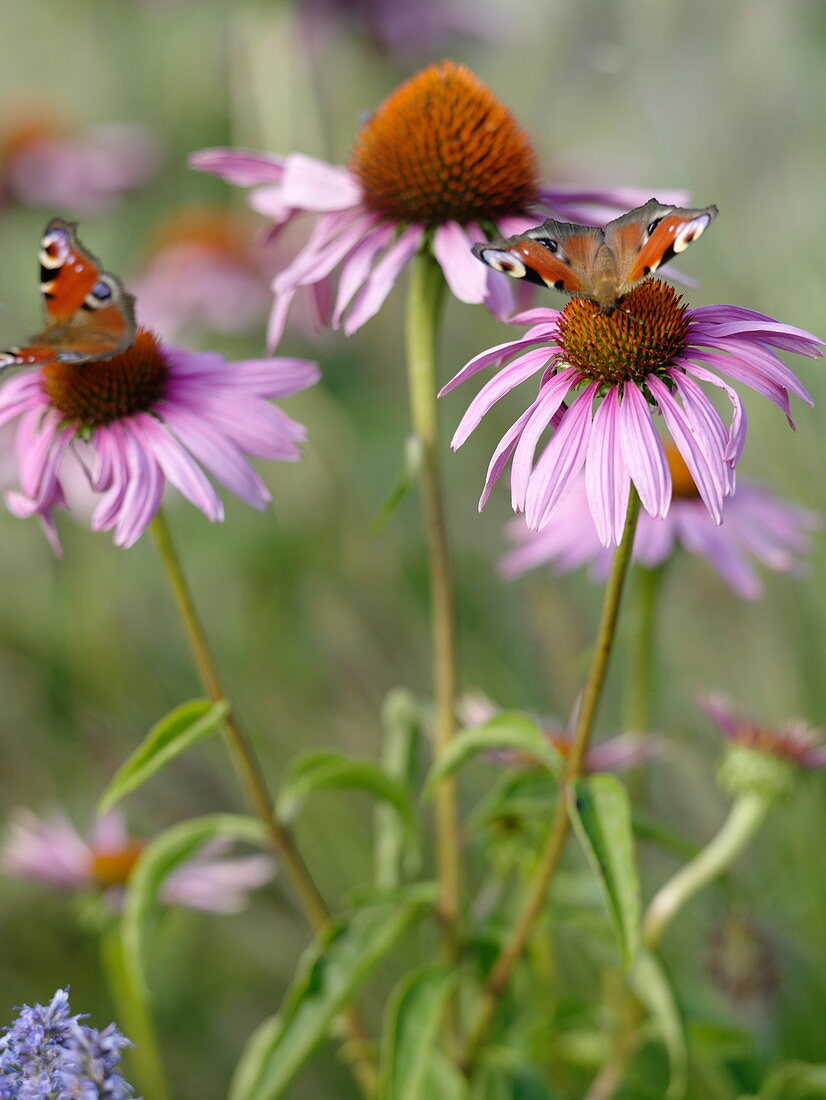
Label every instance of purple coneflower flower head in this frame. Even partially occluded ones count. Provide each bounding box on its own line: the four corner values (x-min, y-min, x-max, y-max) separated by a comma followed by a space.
501, 443, 819, 599
458, 691, 663, 773
442, 282, 823, 546
0, 988, 135, 1099
131, 206, 275, 341
191, 61, 686, 346
1, 808, 275, 915
0, 328, 319, 551
0, 104, 161, 215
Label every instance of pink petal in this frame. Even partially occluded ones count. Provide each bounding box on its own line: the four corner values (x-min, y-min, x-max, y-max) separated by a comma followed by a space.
679, 361, 747, 464
278, 154, 363, 211
618, 382, 671, 519
479, 406, 535, 510
646, 376, 723, 522
332, 224, 396, 325
440, 332, 554, 397
343, 224, 425, 335
510, 369, 579, 509
526, 382, 598, 529
585, 386, 630, 546
433, 222, 488, 304
451, 347, 552, 449
131, 414, 224, 522
188, 148, 286, 186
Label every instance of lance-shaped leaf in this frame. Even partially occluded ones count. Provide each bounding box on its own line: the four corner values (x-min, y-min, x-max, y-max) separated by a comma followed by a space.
98, 699, 229, 814
277, 751, 419, 862
121, 813, 268, 991
375, 689, 422, 887
371, 435, 423, 533
424, 713, 563, 796
230, 886, 436, 1100
379, 966, 456, 1100
568, 774, 641, 967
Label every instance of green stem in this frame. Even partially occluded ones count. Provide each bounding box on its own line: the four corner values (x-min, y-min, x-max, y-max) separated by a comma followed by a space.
642, 791, 771, 950
624, 564, 666, 734
149, 509, 378, 1098
100, 922, 171, 1100
404, 249, 461, 944
462, 488, 642, 1071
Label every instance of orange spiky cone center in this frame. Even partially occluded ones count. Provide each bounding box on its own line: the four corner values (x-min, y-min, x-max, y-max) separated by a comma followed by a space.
557, 280, 690, 386
42, 330, 168, 427
91, 842, 144, 888
350, 60, 540, 225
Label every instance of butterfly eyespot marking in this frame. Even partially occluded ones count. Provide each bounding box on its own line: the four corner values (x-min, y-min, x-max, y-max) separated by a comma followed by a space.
646, 218, 663, 236
481, 248, 527, 279
534, 237, 558, 253
39, 232, 70, 270
553, 280, 565, 291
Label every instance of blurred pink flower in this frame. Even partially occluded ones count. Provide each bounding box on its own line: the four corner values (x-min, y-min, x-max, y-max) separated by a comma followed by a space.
442, 284, 822, 547
501, 447, 819, 599
458, 691, 663, 773
131, 207, 274, 341
1, 808, 274, 914
298, 0, 501, 60
0, 106, 162, 215
191, 60, 686, 347
0, 329, 319, 551
702, 695, 826, 771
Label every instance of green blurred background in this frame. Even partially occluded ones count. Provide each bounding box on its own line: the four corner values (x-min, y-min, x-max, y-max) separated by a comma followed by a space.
0, 1, 824, 1096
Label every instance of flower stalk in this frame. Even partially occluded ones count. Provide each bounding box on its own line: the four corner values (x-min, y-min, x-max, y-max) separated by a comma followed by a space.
624, 564, 666, 735
100, 921, 171, 1100
404, 247, 461, 944
150, 508, 378, 1097
462, 487, 642, 1071
642, 790, 770, 950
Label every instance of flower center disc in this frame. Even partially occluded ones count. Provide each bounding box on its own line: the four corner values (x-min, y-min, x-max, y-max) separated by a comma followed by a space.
351, 60, 540, 225
42, 330, 168, 426
665, 442, 700, 499
557, 280, 690, 386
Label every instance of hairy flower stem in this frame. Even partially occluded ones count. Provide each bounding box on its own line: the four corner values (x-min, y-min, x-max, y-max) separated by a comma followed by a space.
101, 922, 171, 1100
150, 509, 377, 1098
642, 791, 770, 950
462, 489, 641, 1073
405, 249, 461, 947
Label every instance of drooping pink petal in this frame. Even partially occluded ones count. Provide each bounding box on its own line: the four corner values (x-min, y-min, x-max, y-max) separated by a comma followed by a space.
277, 154, 363, 212
679, 361, 748, 465
343, 224, 425, 335
113, 428, 165, 547
526, 382, 598, 530
510, 369, 579, 509
618, 382, 671, 519
131, 414, 224, 522
585, 386, 630, 546
451, 347, 552, 449
479, 406, 534, 509
675, 506, 762, 599
646, 376, 723, 522
332, 223, 396, 325
189, 148, 286, 186
668, 369, 732, 497
433, 221, 488, 304
440, 332, 553, 397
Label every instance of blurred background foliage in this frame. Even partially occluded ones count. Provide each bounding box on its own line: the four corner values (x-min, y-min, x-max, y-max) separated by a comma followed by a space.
0, 0, 824, 1097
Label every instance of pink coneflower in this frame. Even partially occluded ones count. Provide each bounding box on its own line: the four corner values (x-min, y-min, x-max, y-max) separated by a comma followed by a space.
0, 105, 162, 215
458, 691, 662, 774
131, 206, 274, 341
191, 61, 686, 346
442, 282, 823, 545
0, 328, 319, 551
702, 695, 826, 772
1, 808, 275, 914
501, 444, 819, 599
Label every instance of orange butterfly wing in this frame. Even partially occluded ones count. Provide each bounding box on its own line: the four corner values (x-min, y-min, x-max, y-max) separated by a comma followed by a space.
606, 200, 718, 294
0, 219, 136, 368
473, 219, 604, 296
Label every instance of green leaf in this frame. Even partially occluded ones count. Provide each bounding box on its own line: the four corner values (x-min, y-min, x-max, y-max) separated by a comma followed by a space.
98, 699, 229, 814
121, 813, 268, 991
755, 1062, 826, 1100
277, 751, 419, 860
371, 435, 422, 533
629, 950, 687, 1100
568, 774, 641, 967
230, 887, 435, 1100
424, 713, 563, 796
375, 689, 422, 888
379, 966, 455, 1100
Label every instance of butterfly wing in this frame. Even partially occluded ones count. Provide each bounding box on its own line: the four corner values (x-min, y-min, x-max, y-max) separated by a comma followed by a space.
605, 199, 718, 294
0, 219, 136, 368
472, 218, 605, 296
